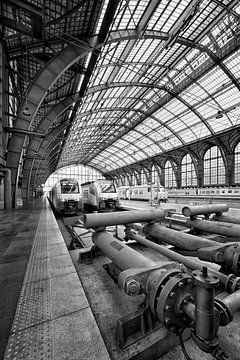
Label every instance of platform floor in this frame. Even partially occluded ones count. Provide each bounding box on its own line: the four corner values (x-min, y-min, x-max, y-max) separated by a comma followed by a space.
0, 197, 110, 360
1, 198, 240, 360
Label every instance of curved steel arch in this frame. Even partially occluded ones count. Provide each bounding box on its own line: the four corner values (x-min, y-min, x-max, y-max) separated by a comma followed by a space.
6, 39, 98, 205
107, 29, 240, 91
21, 93, 80, 200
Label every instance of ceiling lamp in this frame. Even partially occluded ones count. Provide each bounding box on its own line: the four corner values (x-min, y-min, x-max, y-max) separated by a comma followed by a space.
22, 106, 31, 116
215, 110, 223, 119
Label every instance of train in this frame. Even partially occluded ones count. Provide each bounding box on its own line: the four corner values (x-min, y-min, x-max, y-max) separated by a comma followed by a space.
168, 187, 240, 197
81, 179, 120, 211
117, 184, 168, 203
49, 178, 83, 214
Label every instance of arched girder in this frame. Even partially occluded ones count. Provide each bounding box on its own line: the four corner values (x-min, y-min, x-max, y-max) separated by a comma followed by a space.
107, 30, 240, 92
73, 84, 184, 142
6, 38, 98, 205
28, 123, 68, 197
21, 93, 80, 199
72, 106, 168, 152
89, 139, 150, 171
83, 83, 214, 141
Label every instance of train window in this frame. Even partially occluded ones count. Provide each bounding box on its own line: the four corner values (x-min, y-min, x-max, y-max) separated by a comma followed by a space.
234, 190, 239, 193
228, 190, 232, 193
148, 187, 151, 192
139, 190, 143, 194
135, 190, 138, 195
100, 183, 116, 193
90, 188, 95, 195
83, 190, 88, 198
61, 181, 79, 193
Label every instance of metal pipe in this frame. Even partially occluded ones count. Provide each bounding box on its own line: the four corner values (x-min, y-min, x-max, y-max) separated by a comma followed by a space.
193, 268, 219, 341
182, 204, 229, 217
127, 230, 229, 288
212, 214, 240, 225
186, 218, 240, 237
84, 208, 166, 228
144, 223, 217, 251
221, 289, 240, 314
92, 230, 158, 270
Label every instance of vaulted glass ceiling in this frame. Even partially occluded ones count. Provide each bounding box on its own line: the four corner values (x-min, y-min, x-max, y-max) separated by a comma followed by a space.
2, 0, 240, 187
57, 0, 240, 174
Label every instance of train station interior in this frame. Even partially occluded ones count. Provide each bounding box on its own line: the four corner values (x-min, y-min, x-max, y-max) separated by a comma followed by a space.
1, 1, 240, 360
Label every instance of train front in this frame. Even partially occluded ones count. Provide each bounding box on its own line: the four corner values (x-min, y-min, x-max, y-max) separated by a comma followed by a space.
97, 180, 120, 211
58, 179, 82, 214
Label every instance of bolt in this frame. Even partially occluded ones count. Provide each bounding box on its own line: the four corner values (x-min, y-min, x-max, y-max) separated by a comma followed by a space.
165, 305, 170, 310
124, 279, 141, 296
187, 278, 193, 285
169, 291, 175, 298
164, 317, 171, 324
178, 281, 184, 288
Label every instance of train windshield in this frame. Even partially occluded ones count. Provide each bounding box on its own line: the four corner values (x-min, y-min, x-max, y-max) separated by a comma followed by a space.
60, 180, 79, 194
100, 183, 116, 193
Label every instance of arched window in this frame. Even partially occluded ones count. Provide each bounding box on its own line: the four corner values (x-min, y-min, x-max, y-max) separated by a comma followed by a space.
181, 154, 197, 187
151, 165, 157, 184
165, 161, 177, 188
234, 143, 240, 184
140, 169, 146, 184
203, 146, 225, 186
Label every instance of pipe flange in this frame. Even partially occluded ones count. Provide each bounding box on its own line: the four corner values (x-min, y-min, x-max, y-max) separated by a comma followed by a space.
147, 268, 181, 318
214, 298, 233, 326
232, 249, 240, 276
156, 272, 194, 332
191, 331, 219, 353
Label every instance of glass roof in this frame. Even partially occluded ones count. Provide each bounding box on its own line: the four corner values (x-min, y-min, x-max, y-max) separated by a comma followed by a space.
56, 0, 240, 173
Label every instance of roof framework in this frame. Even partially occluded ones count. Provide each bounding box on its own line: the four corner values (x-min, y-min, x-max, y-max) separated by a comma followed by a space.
1, 0, 240, 199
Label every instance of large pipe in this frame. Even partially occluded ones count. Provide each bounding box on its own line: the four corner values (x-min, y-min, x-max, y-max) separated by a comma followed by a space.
182, 204, 229, 217
186, 218, 240, 237
144, 223, 217, 251
221, 289, 240, 314
212, 214, 240, 225
92, 230, 158, 270
84, 208, 165, 228
127, 231, 231, 289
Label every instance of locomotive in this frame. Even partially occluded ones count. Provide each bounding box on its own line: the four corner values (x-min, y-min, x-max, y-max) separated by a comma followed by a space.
81, 179, 120, 211
49, 178, 82, 214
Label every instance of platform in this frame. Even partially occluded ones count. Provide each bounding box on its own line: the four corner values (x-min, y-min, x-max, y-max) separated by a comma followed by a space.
1, 198, 240, 360
0, 197, 110, 360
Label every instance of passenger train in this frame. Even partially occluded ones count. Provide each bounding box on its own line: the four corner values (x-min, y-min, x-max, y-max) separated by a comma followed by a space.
118, 184, 168, 203
49, 178, 82, 214
168, 187, 240, 197
81, 179, 120, 211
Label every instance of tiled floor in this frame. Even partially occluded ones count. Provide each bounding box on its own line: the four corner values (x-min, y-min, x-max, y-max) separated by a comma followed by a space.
0, 200, 41, 360
0, 198, 110, 360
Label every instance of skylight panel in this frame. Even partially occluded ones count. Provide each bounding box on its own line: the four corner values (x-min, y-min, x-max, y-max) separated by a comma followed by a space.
224, 49, 240, 79
95, 0, 109, 33
198, 68, 230, 93
164, 99, 188, 115
178, 128, 197, 142
169, 118, 187, 132
190, 122, 211, 138
213, 86, 240, 111
154, 108, 174, 123
208, 116, 233, 133
180, 84, 208, 106
195, 100, 219, 117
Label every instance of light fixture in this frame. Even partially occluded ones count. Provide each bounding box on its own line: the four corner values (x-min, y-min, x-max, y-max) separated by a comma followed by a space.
215, 110, 223, 119
22, 51, 31, 117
